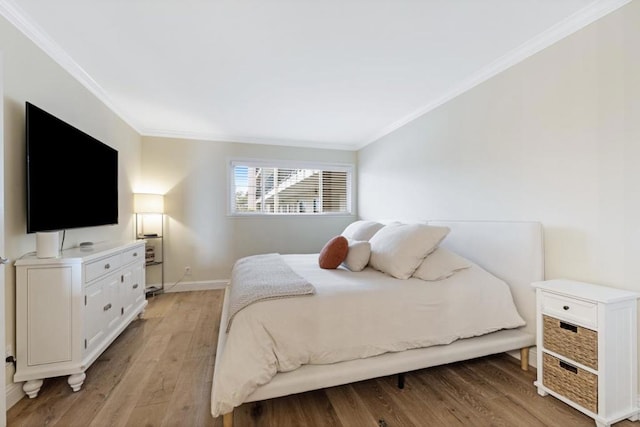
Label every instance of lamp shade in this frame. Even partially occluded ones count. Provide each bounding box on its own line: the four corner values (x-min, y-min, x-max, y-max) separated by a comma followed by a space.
134, 193, 164, 214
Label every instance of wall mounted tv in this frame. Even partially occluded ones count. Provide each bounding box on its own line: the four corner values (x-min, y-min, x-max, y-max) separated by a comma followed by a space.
26, 102, 119, 233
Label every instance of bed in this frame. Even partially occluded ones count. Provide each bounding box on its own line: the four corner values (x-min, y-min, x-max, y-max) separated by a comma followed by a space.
211, 220, 544, 426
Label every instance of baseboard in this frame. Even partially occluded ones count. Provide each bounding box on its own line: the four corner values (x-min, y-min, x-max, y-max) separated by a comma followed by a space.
162, 279, 228, 293
6, 381, 24, 409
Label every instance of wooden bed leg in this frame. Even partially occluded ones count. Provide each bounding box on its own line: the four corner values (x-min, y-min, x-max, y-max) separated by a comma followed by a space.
520, 347, 530, 371
223, 411, 233, 427
397, 373, 405, 389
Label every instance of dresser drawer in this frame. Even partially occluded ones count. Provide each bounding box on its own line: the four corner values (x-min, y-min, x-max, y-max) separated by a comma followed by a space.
85, 254, 121, 283
543, 352, 597, 414
541, 292, 597, 328
122, 246, 143, 266
543, 315, 597, 369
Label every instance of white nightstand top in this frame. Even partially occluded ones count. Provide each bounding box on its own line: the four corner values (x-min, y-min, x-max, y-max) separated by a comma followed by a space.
532, 279, 640, 304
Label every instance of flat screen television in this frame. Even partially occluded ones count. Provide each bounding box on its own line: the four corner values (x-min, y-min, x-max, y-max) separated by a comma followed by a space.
26, 102, 119, 233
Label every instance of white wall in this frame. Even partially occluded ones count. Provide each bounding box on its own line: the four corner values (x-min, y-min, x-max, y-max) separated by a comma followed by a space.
1, 15, 142, 395
358, 2, 640, 291
140, 136, 356, 284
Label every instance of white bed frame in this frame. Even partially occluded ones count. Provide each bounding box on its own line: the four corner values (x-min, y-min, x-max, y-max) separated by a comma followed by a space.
213, 220, 545, 426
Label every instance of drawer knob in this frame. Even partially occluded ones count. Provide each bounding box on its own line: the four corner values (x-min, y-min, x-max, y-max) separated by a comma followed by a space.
562, 305, 569, 310
133, 252, 138, 257
103, 303, 112, 311
104, 263, 111, 270
133, 283, 139, 289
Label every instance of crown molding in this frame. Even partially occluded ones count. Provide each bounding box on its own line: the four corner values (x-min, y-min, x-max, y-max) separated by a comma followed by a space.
1, 0, 630, 151
0, 0, 142, 133
357, 0, 632, 150
0, 0, 357, 150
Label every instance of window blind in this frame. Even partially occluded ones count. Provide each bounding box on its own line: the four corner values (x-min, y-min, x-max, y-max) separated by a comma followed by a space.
231, 161, 352, 215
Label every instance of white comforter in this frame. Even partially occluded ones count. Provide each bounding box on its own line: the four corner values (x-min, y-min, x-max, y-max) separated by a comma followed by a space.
211, 254, 525, 416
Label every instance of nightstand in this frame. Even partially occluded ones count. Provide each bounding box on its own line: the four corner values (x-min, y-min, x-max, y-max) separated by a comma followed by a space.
532, 279, 639, 427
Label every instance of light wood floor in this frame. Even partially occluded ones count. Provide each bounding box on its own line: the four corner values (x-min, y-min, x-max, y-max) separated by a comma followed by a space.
7, 290, 635, 427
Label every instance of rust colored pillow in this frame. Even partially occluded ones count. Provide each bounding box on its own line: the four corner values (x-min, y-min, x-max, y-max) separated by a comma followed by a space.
319, 236, 349, 269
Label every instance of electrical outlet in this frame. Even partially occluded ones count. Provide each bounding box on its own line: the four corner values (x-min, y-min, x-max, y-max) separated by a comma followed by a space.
185, 266, 192, 276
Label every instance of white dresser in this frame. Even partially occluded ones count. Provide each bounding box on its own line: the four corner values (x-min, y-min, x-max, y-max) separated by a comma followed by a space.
14, 241, 147, 398
533, 279, 639, 427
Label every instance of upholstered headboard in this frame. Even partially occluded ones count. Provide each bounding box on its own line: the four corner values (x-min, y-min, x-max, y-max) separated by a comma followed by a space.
429, 220, 544, 336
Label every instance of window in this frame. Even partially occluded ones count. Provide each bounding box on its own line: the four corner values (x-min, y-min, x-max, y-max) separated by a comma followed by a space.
230, 159, 353, 215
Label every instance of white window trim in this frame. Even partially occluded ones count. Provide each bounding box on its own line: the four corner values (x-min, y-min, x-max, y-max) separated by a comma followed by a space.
228, 157, 354, 217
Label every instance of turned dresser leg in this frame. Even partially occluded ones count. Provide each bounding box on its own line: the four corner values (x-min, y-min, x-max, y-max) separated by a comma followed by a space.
67, 372, 86, 392
23, 379, 43, 398
520, 347, 530, 371
223, 411, 233, 427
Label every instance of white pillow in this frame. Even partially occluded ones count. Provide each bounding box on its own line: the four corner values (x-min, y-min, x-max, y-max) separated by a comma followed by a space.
368, 223, 450, 279
341, 240, 371, 272
341, 220, 384, 241
412, 247, 471, 281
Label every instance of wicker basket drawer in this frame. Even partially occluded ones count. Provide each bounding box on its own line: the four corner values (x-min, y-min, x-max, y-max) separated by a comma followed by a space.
543, 353, 597, 414
543, 315, 597, 370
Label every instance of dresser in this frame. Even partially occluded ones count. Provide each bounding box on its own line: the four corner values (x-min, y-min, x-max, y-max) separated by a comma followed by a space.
533, 279, 639, 427
14, 241, 147, 398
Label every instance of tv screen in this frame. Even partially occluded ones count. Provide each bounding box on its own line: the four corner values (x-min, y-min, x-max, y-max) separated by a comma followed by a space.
26, 102, 118, 233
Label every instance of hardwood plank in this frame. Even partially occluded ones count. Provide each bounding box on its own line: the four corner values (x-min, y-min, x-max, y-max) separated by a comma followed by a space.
88, 293, 214, 426
233, 396, 332, 427
411, 367, 484, 426
480, 356, 606, 427
79, 336, 169, 425
87, 358, 158, 427
133, 332, 189, 407
376, 373, 459, 426
5, 377, 80, 427
260, 395, 309, 427
437, 363, 528, 426
350, 377, 419, 426
324, 384, 380, 427
447, 359, 504, 400
440, 361, 546, 427
293, 390, 342, 427
142, 292, 176, 318
185, 291, 223, 359
232, 402, 261, 426
159, 355, 216, 427
9, 290, 634, 427
11, 316, 154, 427
125, 401, 171, 427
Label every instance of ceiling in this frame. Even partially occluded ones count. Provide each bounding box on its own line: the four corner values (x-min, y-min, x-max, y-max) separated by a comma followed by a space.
0, 0, 629, 150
